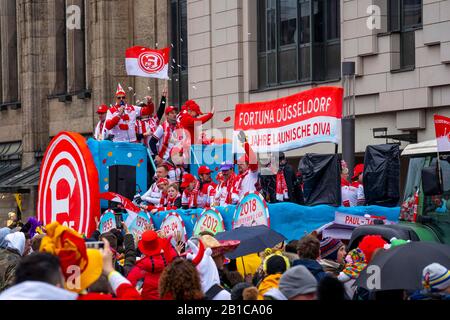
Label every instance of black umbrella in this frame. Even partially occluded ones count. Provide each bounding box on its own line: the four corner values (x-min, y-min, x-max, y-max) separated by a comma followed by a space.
355, 241, 450, 291
215, 225, 286, 259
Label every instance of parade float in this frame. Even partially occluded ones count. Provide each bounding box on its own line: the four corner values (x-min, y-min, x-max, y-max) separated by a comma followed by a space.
35, 86, 405, 244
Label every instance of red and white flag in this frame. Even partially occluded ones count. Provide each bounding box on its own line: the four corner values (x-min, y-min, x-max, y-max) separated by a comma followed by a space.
125, 46, 170, 79
434, 114, 450, 153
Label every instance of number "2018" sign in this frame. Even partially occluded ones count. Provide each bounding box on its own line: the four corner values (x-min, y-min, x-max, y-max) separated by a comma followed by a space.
232, 192, 270, 229
193, 209, 225, 236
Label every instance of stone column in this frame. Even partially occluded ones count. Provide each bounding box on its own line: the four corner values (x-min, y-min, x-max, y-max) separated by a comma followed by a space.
66, 0, 86, 93
19, 0, 50, 167
0, 0, 19, 103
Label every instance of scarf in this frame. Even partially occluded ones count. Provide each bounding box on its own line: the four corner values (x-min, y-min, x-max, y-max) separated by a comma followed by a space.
158, 120, 178, 158
342, 248, 367, 279
183, 181, 200, 208
220, 173, 236, 205
276, 170, 288, 201
233, 170, 250, 196
162, 192, 180, 208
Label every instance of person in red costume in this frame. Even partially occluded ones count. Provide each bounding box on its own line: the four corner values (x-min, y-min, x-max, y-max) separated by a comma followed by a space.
178, 100, 214, 145
127, 230, 178, 300
104, 83, 153, 143
160, 183, 182, 210
231, 131, 259, 203
213, 162, 237, 207
197, 166, 217, 208
181, 173, 200, 209
351, 163, 365, 206
135, 87, 168, 147
94, 104, 108, 141
150, 106, 185, 165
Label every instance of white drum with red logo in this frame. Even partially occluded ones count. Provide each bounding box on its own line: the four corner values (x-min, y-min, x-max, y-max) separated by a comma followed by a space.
37, 132, 100, 236
232, 192, 270, 229
159, 212, 187, 243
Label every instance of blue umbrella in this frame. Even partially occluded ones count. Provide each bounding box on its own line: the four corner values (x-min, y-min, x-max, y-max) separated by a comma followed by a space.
215, 225, 286, 259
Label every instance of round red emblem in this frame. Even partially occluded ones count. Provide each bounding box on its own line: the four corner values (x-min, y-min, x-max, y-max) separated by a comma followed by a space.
138, 51, 165, 74
37, 132, 100, 237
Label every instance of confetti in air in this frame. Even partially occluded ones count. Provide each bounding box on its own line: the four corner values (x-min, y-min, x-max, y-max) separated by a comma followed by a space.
170, 43, 174, 48
172, 59, 176, 63
147, 86, 151, 91
128, 87, 133, 92
223, 116, 231, 123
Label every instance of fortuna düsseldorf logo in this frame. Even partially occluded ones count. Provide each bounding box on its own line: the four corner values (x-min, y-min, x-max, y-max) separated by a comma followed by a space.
37, 132, 100, 236
138, 51, 165, 74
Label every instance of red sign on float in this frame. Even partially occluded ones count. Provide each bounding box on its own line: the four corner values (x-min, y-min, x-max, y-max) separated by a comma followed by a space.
233, 87, 343, 153
37, 132, 100, 237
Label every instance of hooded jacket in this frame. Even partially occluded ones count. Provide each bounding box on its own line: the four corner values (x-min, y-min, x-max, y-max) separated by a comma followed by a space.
263, 288, 288, 300
0, 228, 11, 249
319, 259, 344, 276
127, 248, 177, 300
257, 273, 282, 300
186, 240, 231, 300
292, 259, 328, 282
0, 232, 26, 291
4, 232, 25, 256
0, 281, 78, 300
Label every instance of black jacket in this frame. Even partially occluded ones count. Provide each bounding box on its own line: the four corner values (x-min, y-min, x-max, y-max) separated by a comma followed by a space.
118, 233, 137, 276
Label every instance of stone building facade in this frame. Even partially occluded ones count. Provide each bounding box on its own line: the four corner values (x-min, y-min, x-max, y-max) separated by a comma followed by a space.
186, 0, 450, 158
0, 0, 171, 222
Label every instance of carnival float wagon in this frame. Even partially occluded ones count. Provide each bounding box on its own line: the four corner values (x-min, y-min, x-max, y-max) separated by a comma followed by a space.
36, 131, 402, 246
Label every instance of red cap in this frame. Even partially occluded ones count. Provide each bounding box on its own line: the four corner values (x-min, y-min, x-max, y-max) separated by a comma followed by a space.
181, 173, 196, 188
198, 166, 212, 175
165, 106, 177, 115
352, 164, 364, 180
184, 100, 203, 115
96, 104, 108, 114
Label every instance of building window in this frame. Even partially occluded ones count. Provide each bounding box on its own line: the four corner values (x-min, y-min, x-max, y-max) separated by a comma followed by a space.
0, 0, 19, 105
389, 0, 422, 70
53, 0, 87, 96
257, 0, 340, 90
67, 0, 87, 94
53, 0, 67, 95
170, 0, 188, 109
